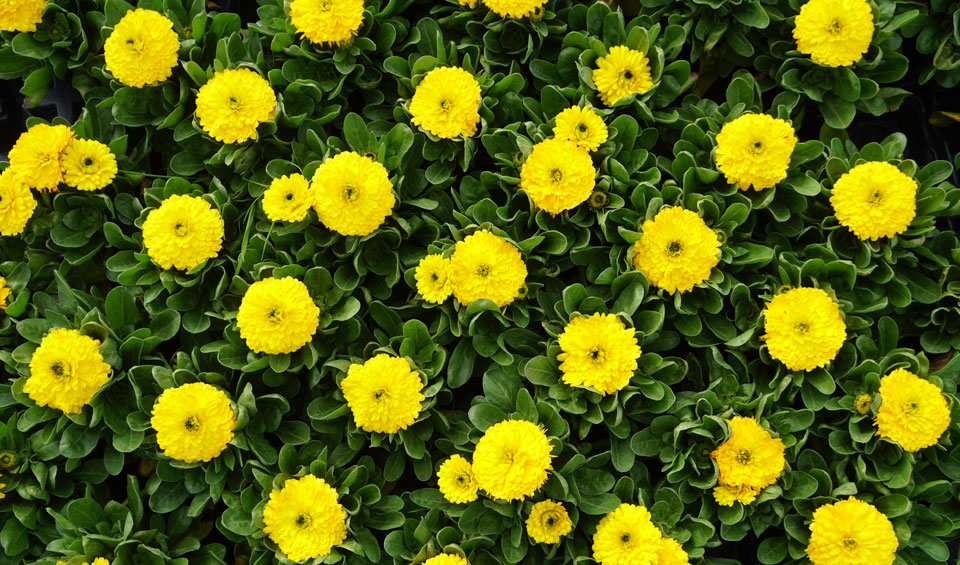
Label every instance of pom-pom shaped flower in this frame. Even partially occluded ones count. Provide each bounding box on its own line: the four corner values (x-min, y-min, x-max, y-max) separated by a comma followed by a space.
472, 419, 553, 501
793, 0, 875, 67
592, 45, 653, 106
0, 277, 10, 310
0, 168, 37, 236
448, 230, 528, 307
195, 68, 277, 144
875, 368, 951, 452
423, 556, 469, 565
262, 173, 313, 222
104, 9, 180, 88
711, 416, 786, 506
829, 161, 917, 241
592, 503, 663, 564
715, 114, 797, 191
23, 329, 110, 414
60, 139, 118, 191
762, 287, 846, 371
553, 106, 608, 152
526, 500, 572, 544
556, 313, 641, 395
855, 393, 873, 414
236, 277, 320, 355
0, 0, 44, 32
632, 207, 721, 294
262, 474, 348, 562
409, 66, 481, 139
311, 151, 395, 236
142, 194, 224, 270
289, 0, 363, 46
656, 537, 691, 565
415, 254, 452, 304
8, 124, 75, 192
481, 0, 547, 18
806, 497, 898, 565
437, 454, 479, 503
150, 382, 235, 463
341, 353, 425, 434
520, 139, 596, 215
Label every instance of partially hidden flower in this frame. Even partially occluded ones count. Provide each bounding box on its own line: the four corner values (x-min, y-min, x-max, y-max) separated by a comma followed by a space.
553, 106, 608, 152
415, 254, 452, 304
592, 503, 663, 564
60, 139, 118, 191
481, 0, 547, 18
7, 123, 75, 192
805, 497, 898, 565
0, 0, 45, 32
289, 0, 364, 46
0, 168, 37, 236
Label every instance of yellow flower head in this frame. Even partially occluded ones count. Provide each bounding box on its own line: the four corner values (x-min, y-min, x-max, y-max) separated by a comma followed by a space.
0, 0, 44, 32
526, 500, 572, 544
875, 368, 951, 452
711, 417, 785, 500
829, 161, 917, 241
715, 113, 797, 191
448, 229, 528, 307
289, 0, 364, 46
632, 207, 721, 294
415, 253, 452, 304
341, 353, 425, 434
237, 277, 320, 355
0, 450, 16, 470
806, 497, 898, 565
195, 68, 277, 144
481, 0, 547, 18
310, 151, 395, 236
592, 503, 663, 564
409, 66, 482, 139
142, 194, 224, 270
556, 313, 641, 395
23, 329, 110, 414
90, 560, 110, 565
423, 555, 469, 565
262, 474, 348, 562
263, 173, 313, 222
0, 168, 37, 236
472, 419, 553, 501
793, 0, 875, 67
0, 277, 10, 310
520, 138, 596, 215
553, 106, 608, 152
437, 454, 479, 503
458, 0, 479, 8
855, 393, 873, 414
0, 481, 5, 501
712, 484, 761, 507
656, 537, 691, 565
61, 139, 118, 191
150, 382, 235, 463
104, 9, 180, 88
592, 45, 653, 106
8, 123, 75, 192
762, 287, 846, 371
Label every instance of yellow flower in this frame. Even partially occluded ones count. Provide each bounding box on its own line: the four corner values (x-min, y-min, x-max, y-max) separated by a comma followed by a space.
195, 68, 277, 144
526, 500, 572, 544
104, 9, 179, 88
7, 124, 75, 192
0, 0, 44, 32
520, 138, 596, 215
806, 497, 898, 565
0, 168, 37, 236
592, 503, 663, 564
855, 393, 873, 414
311, 151, 395, 236
415, 254, 452, 304
875, 368, 951, 452
481, 0, 546, 18
23, 329, 110, 414
556, 313, 641, 395
236, 277, 320, 355
289, 0, 363, 46
711, 417, 785, 502
656, 537, 691, 565
458, 0, 479, 8
150, 382, 235, 463
829, 161, 917, 241
592, 45, 653, 106
60, 139, 118, 191
472, 419, 553, 501
0, 481, 5, 501
0, 276, 11, 310
341, 353, 425, 434
408, 66, 481, 139
553, 106, 608, 152
762, 287, 846, 371
262, 474, 347, 562
142, 194, 224, 270
632, 207, 721, 294
89, 560, 110, 565
793, 0, 874, 67
437, 454, 479, 503
714, 113, 797, 191
448, 229, 528, 307
423, 555, 469, 565
712, 484, 761, 507
262, 173, 313, 222
0, 450, 16, 470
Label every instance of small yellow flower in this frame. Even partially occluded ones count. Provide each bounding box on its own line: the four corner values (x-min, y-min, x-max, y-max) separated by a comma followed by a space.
7, 123, 75, 192
437, 454, 479, 503
715, 113, 797, 191
0, 450, 17, 470
423, 555, 469, 565
793, 0, 875, 67
520, 138, 596, 215
458, 0, 479, 8
806, 497, 898, 565
289, 0, 364, 46
415, 254, 452, 304
592, 503, 663, 564
854, 393, 873, 414
151, 382, 235, 463
711, 416, 786, 504
632, 207, 721, 294
262, 173, 313, 222
592, 45, 653, 106
472, 419, 553, 501
481, 0, 547, 18
141, 194, 224, 270
830, 161, 917, 241
104, 9, 180, 87
60, 139, 118, 191
0, 0, 44, 32
23, 329, 111, 414
0, 168, 37, 236
762, 287, 846, 371
556, 313, 641, 395
195, 68, 277, 144
875, 368, 951, 452
341, 353, 425, 434
311, 151, 395, 236
553, 106, 608, 152
448, 230, 528, 307
409, 66, 482, 139
236, 277, 320, 355
712, 484, 761, 507
656, 537, 691, 565
526, 500, 572, 544
262, 474, 348, 562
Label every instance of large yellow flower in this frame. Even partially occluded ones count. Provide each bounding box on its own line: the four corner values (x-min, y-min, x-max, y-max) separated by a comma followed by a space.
793, 0, 875, 67
0, 168, 37, 236
150, 382, 235, 463
556, 313, 641, 395
415, 253, 452, 304
875, 368, 951, 452
526, 500, 572, 544
60, 139, 118, 191
7, 124, 75, 192
310, 151, 395, 236
341, 353, 425, 434
711, 416, 786, 506
632, 207, 721, 294
448, 230, 527, 307
23, 329, 110, 414
656, 537, 691, 565
762, 287, 846, 371
408, 66, 481, 139
520, 139, 596, 215
236, 277, 320, 355
592, 45, 653, 106
592, 503, 663, 564
553, 106, 608, 152
104, 9, 179, 88
195, 68, 277, 144
262, 474, 348, 562
715, 114, 797, 191
423, 556, 469, 565
141, 194, 224, 270
289, 0, 364, 46
806, 497, 898, 565
481, 0, 547, 18
437, 454, 479, 504
262, 173, 313, 222
0, 0, 44, 32
829, 161, 917, 241
472, 419, 553, 501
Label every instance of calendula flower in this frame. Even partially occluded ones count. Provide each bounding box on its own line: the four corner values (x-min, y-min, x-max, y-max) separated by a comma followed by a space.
0, 277, 11, 310
423, 556, 469, 565
262, 173, 313, 222
830, 161, 917, 240
553, 106, 608, 152
0, 0, 44, 32
458, 0, 479, 8
437, 454, 479, 503
715, 113, 797, 191
855, 393, 873, 414
311, 151, 395, 236
23, 329, 110, 414
289, 0, 363, 46
711, 417, 786, 506
341, 354, 425, 434
448, 230, 527, 307
520, 139, 596, 215
7, 123, 75, 192
415, 254, 452, 304
875, 368, 951, 452
592, 45, 653, 106
237, 277, 320, 355
195, 68, 277, 144
262, 474, 348, 562
656, 537, 691, 565
0, 168, 37, 236
592, 504, 663, 564
408, 66, 481, 139
151, 382, 236, 463
142, 194, 224, 270
556, 313, 641, 395
481, 0, 547, 18
104, 9, 180, 87
793, 0, 875, 67
632, 207, 721, 294
762, 287, 846, 371
60, 139, 118, 191
712, 483, 761, 506
472, 419, 553, 501
806, 497, 898, 565
526, 500, 573, 544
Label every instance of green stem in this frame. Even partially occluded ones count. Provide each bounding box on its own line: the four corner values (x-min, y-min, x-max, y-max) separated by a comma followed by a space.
261, 220, 274, 262
118, 170, 175, 179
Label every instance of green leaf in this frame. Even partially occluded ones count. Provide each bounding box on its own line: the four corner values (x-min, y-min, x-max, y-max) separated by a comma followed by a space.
105, 286, 139, 335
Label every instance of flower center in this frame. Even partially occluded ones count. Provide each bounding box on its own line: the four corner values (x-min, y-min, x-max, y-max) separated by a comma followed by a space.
228, 96, 241, 110
268, 308, 283, 322
374, 388, 388, 401
842, 536, 856, 548
431, 272, 439, 282
476, 264, 490, 277
577, 123, 588, 133
906, 401, 919, 413
794, 322, 809, 334
666, 240, 683, 257
0, 451, 15, 468
589, 191, 607, 208
550, 168, 563, 182
456, 475, 466, 485
736, 449, 752, 464
829, 19, 843, 35
589, 347, 606, 363
342, 185, 359, 202
622, 69, 633, 81
184, 416, 200, 432
545, 515, 556, 527
295, 513, 312, 528
750, 141, 764, 154
50, 362, 67, 378
868, 189, 883, 205
83, 157, 94, 167
174, 222, 188, 237
285, 192, 294, 201
620, 533, 631, 544
440, 99, 451, 110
